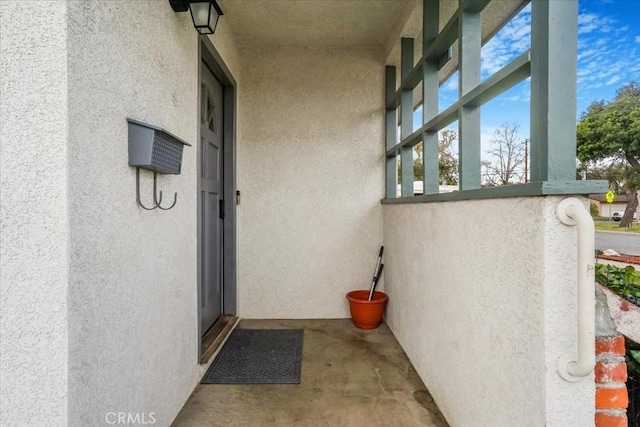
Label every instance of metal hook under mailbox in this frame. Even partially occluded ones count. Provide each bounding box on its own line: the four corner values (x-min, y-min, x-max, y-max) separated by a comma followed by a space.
136, 168, 178, 211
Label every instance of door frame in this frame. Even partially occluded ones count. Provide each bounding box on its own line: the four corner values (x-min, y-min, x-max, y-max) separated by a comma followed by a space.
197, 36, 237, 361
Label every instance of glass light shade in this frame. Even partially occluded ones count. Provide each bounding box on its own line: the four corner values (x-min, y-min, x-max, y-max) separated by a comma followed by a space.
189, 1, 222, 35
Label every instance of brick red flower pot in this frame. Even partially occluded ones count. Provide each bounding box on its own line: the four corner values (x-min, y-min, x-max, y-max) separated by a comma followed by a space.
346, 290, 388, 330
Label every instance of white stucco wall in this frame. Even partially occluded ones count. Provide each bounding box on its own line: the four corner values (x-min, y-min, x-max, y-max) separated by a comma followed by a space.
63, 1, 240, 426
66, 4, 195, 425
206, 18, 241, 81
236, 46, 385, 318
383, 197, 594, 427
0, 2, 70, 425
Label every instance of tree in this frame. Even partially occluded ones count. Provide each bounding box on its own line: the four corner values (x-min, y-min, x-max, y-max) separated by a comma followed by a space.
413, 143, 423, 181
438, 129, 459, 185
577, 82, 640, 228
411, 130, 459, 185
482, 123, 525, 186
577, 160, 632, 194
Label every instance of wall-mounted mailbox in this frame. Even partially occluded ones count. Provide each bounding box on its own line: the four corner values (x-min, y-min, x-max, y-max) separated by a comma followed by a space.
127, 118, 191, 174
127, 119, 191, 211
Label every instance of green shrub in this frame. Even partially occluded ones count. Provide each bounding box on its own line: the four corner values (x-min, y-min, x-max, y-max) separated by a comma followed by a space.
629, 350, 640, 375
595, 263, 640, 304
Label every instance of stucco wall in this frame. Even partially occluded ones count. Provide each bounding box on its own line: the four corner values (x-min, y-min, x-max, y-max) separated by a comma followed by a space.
206, 18, 241, 81
0, 2, 70, 425
236, 46, 385, 318
65, 1, 240, 425
383, 196, 594, 427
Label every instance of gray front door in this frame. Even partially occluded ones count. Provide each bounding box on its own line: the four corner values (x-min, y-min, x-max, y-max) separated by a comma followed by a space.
199, 62, 224, 336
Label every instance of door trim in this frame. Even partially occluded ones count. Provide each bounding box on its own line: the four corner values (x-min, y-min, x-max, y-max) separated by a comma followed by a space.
197, 36, 237, 363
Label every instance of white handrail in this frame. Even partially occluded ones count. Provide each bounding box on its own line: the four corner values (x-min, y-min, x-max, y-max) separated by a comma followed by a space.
556, 198, 596, 382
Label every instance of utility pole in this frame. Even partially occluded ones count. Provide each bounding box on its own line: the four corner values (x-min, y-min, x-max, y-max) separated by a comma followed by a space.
524, 138, 528, 183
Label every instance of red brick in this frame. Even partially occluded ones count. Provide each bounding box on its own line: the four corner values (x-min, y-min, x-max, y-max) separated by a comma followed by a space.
596, 336, 626, 356
595, 412, 628, 427
595, 363, 628, 383
596, 387, 629, 409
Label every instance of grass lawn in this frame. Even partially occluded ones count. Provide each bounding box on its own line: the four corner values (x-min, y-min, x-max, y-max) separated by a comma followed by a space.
595, 222, 640, 233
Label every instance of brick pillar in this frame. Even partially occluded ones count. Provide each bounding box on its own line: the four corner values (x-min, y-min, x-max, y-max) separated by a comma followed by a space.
595, 286, 629, 427
595, 335, 629, 426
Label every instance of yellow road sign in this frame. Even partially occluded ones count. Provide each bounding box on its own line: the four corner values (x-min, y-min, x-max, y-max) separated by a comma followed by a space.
605, 190, 615, 204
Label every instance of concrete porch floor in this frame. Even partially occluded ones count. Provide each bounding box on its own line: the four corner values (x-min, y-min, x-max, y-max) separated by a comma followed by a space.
173, 319, 448, 426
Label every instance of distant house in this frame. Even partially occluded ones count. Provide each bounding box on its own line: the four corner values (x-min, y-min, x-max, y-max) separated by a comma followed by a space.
589, 193, 631, 217
397, 181, 459, 197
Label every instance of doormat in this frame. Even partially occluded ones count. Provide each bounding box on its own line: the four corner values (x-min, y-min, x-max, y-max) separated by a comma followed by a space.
201, 329, 303, 384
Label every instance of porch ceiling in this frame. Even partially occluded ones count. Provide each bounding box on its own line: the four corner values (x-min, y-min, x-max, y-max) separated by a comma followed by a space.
217, 0, 418, 48
218, 0, 528, 66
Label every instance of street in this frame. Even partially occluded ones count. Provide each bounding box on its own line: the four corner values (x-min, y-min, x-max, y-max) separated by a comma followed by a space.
595, 231, 640, 256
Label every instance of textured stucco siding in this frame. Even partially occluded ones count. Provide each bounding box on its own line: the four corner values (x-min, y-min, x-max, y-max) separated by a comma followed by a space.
65, 1, 240, 425
383, 197, 593, 427
207, 18, 241, 81
236, 46, 385, 319
0, 2, 70, 426
541, 198, 594, 426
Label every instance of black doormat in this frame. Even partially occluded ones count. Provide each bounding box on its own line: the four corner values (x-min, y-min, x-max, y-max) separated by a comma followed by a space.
201, 329, 303, 384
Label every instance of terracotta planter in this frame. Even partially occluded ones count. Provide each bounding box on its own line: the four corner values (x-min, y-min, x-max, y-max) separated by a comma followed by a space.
346, 290, 388, 330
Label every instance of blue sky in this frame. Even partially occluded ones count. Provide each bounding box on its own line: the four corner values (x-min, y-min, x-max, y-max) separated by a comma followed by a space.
414, 0, 640, 154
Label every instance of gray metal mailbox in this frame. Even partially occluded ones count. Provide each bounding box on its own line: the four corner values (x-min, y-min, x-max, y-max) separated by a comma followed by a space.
127, 118, 191, 174
127, 119, 191, 210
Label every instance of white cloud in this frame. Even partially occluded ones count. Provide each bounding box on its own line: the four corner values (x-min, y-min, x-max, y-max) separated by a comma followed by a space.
577, 48, 597, 61
578, 13, 616, 34
575, 9, 639, 108
578, 14, 598, 34
480, 4, 531, 77
442, 73, 458, 91
606, 76, 622, 86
